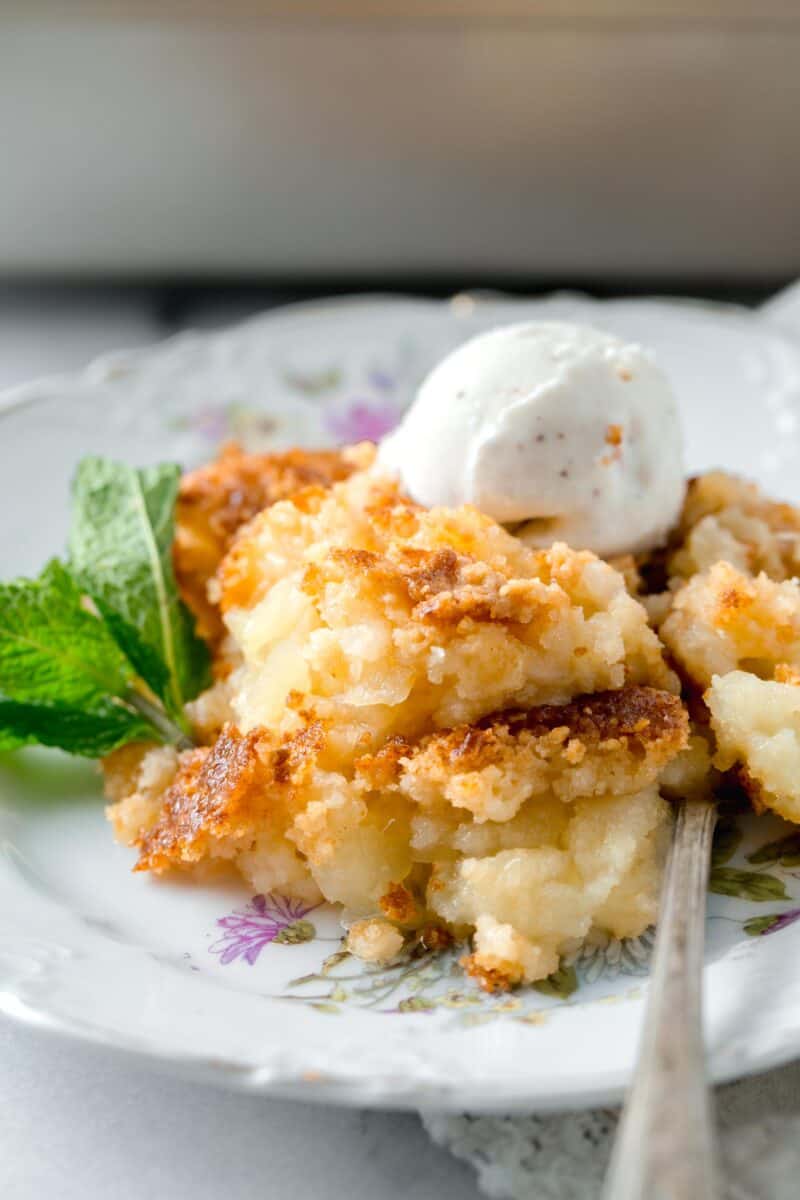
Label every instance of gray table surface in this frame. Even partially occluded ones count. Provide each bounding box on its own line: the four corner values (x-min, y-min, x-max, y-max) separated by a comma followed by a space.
1, 1021, 480, 1200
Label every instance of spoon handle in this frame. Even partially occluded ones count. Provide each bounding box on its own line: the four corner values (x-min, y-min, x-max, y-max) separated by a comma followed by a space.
602, 797, 720, 1200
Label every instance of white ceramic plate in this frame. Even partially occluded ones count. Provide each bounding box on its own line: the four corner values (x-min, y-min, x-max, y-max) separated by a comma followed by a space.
4, 291, 800, 1114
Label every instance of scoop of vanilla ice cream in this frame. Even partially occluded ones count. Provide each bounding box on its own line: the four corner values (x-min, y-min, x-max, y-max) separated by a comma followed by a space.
378, 320, 685, 557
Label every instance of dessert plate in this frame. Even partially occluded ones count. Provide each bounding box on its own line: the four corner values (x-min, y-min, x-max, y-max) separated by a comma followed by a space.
3, 290, 800, 1114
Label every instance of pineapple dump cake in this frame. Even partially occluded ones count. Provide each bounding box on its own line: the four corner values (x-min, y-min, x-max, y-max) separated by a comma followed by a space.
96, 322, 800, 990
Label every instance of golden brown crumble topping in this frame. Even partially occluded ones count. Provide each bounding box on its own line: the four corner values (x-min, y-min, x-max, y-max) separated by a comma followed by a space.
110, 451, 748, 989
135, 727, 270, 871
378, 882, 419, 924
638, 470, 800, 594
460, 954, 517, 994
476, 686, 685, 752
174, 442, 361, 639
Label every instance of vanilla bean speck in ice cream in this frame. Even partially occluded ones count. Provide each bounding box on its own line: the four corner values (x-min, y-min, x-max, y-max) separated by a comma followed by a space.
378, 321, 685, 557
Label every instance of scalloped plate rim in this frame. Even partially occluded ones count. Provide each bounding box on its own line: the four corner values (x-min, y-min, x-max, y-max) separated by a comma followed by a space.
2, 290, 800, 1113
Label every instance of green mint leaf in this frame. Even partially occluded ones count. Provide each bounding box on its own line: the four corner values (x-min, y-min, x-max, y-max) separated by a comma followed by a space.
0, 695, 154, 758
0, 561, 181, 755
68, 458, 211, 723
0, 560, 135, 708
0, 725, 29, 753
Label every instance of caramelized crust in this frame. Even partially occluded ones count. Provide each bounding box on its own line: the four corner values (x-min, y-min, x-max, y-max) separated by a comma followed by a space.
474, 686, 685, 756
358, 687, 685, 780
133, 714, 333, 874
378, 881, 419, 924
136, 728, 270, 871
394, 686, 687, 823
174, 443, 359, 639
132, 687, 686, 875
460, 954, 514, 993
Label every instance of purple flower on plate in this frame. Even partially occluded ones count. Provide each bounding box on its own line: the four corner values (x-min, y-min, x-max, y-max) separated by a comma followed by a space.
209, 894, 318, 965
325, 400, 400, 444
367, 368, 396, 394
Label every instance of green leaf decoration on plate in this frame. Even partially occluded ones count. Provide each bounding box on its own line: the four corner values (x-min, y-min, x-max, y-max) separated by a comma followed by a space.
69, 457, 210, 727
532, 963, 579, 999
711, 816, 744, 867
320, 950, 351, 976
274, 919, 316, 945
709, 867, 789, 902
283, 366, 343, 396
743, 914, 784, 936
397, 995, 437, 1013
747, 832, 800, 868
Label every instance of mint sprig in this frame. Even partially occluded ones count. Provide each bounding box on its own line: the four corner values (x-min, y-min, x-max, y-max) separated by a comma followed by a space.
0, 725, 28, 753
0, 458, 211, 758
0, 559, 159, 755
0, 696, 154, 758
0, 559, 138, 707
69, 458, 211, 728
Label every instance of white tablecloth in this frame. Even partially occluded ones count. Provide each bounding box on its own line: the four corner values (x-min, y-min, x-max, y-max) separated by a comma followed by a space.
422, 1064, 800, 1200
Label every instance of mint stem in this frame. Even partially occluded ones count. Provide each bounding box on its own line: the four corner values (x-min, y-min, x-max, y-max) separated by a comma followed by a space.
125, 689, 193, 751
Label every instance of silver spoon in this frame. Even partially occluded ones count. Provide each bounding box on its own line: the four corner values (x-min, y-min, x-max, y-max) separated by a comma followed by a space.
602, 797, 721, 1200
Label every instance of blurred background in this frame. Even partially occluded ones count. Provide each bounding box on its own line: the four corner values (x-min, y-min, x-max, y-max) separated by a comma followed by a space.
2, 0, 799, 387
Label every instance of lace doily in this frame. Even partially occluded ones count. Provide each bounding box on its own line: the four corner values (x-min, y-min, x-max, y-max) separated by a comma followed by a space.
422, 1062, 800, 1200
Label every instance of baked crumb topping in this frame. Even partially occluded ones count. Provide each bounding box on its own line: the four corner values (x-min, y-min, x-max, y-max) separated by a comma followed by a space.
661, 561, 800, 690
105, 448, 800, 990
174, 442, 366, 640
642, 470, 800, 591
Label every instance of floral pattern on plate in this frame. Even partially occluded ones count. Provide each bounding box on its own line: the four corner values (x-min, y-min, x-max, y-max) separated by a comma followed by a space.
166, 338, 424, 454
206, 812, 800, 1028
209, 894, 320, 964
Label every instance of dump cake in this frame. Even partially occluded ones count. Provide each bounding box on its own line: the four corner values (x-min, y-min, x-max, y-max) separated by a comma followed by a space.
103, 325, 800, 987
108, 450, 684, 987
5, 318, 800, 992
